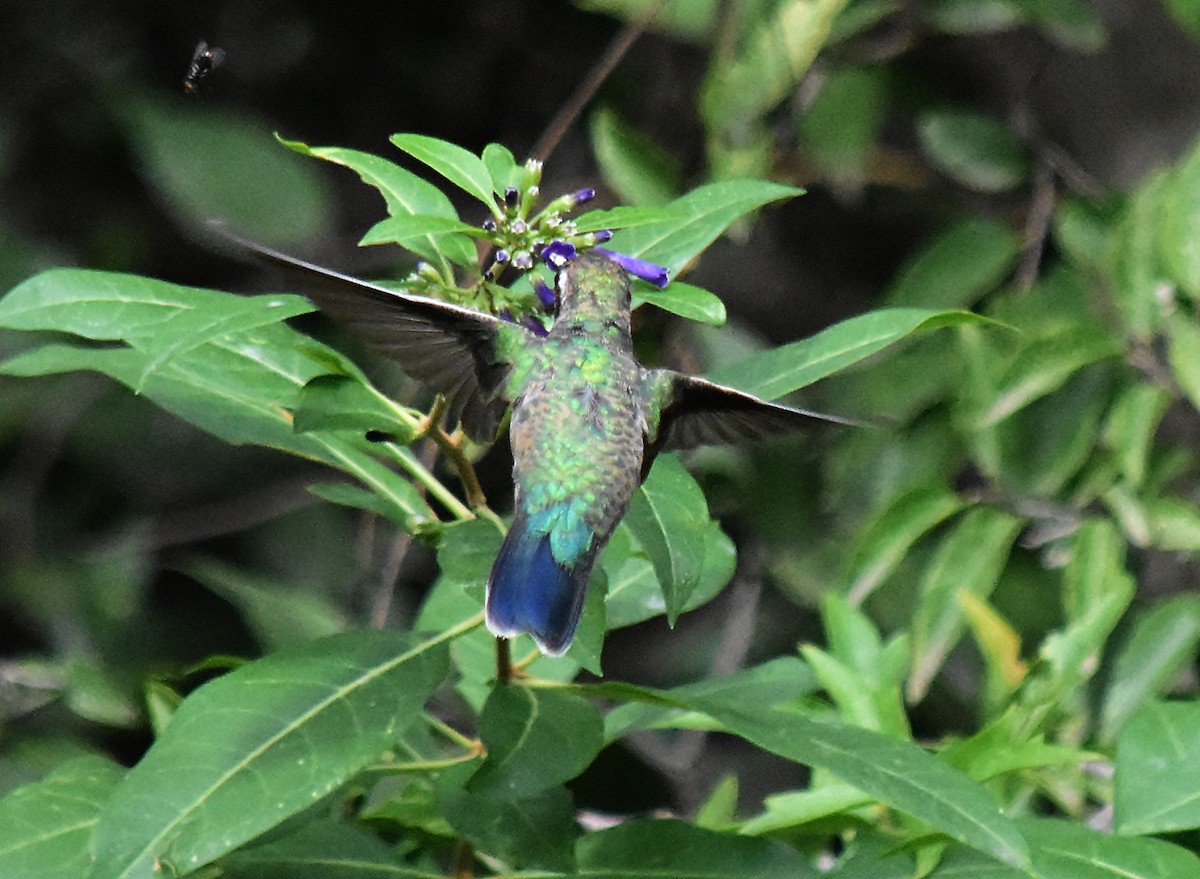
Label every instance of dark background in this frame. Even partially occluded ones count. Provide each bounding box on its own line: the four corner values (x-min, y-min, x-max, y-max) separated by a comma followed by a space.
1, 0, 1198, 810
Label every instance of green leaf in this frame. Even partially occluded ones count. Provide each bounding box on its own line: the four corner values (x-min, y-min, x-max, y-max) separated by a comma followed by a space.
917, 110, 1029, 193
635, 281, 727, 325
1115, 700, 1200, 834
740, 782, 875, 835
623, 455, 712, 625
389, 133, 495, 208
940, 715, 1096, 783
0, 757, 123, 879
841, 485, 967, 606
606, 179, 803, 276
0, 270, 436, 532
1167, 313, 1200, 412
280, 138, 476, 270
697, 703, 1030, 869
700, 0, 850, 131
1102, 383, 1171, 488
358, 214, 482, 254
1106, 171, 1170, 340
886, 218, 1020, 309
1100, 595, 1200, 743
1165, 0, 1200, 43
923, 0, 1024, 33
602, 657, 820, 741
1146, 496, 1200, 551
88, 629, 452, 879
589, 107, 681, 206
219, 820, 431, 879
181, 558, 348, 651
1159, 137, 1200, 298
578, 0, 719, 41
440, 784, 577, 871
574, 204, 690, 233
481, 141, 520, 195
577, 819, 819, 878
468, 685, 604, 798
123, 100, 332, 243
1021, 815, 1200, 878
908, 507, 1023, 702
974, 326, 1122, 428
801, 66, 889, 187
709, 307, 990, 400
292, 374, 419, 440
603, 521, 736, 629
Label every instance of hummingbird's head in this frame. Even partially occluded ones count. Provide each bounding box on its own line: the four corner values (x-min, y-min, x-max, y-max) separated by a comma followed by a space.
554, 252, 633, 325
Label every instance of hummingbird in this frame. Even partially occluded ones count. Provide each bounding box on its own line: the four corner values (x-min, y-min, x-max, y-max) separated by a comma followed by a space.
227, 236, 855, 655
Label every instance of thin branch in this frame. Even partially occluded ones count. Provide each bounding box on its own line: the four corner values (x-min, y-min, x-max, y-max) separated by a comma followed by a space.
528, 0, 667, 164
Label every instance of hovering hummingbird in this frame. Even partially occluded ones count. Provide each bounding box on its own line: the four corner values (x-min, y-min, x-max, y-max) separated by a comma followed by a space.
229, 236, 855, 655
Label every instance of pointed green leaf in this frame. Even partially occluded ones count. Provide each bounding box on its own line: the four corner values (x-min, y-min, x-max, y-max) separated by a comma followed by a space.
1115, 700, 1200, 834
917, 110, 1029, 193
181, 558, 348, 651
1021, 815, 1200, 878
603, 521, 736, 629
481, 141, 520, 195
124, 100, 331, 242
740, 782, 874, 835
842, 485, 966, 606
468, 685, 604, 798
358, 214, 482, 256
0, 757, 124, 879
606, 179, 802, 275
1102, 383, 1171, 488
623, 455, 712, 625
975, 326, 1122, 428
589, 107, 681, 206
0, 270, 435, 531
1100, 595, 1200, 742
577, 819, 819, 878
219, 820, 431, 878
439, 785, 576, 871
88, 630, 451, 879
389, 133, 495, 208
1159, 132, 1200, 299
909, 507, 1022, 702
801, 66, 889, 187
292, 374, 419, 440
886, 218, 1020, 309
697, 702, 1030, 869
280, 138, 476, 270
709, 308, 990, 400
635, 280, 727, 325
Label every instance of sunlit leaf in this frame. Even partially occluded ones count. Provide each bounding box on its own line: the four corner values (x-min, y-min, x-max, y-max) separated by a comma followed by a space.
1115, 700, 1200, 834
89, 630, 451, 879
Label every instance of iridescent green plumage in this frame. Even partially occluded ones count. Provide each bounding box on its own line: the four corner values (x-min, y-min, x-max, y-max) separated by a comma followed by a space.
229, 239, 856, 654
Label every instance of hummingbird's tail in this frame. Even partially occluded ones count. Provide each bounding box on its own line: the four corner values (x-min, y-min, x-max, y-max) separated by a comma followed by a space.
485, 511, 593, 656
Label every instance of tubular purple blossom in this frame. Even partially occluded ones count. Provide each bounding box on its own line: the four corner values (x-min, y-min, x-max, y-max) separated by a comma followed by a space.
594, 247, 670, 288
572, 187, 596, 207
533, 278, 556, 310
521, 314, 549, 337
541, 240, 577, 269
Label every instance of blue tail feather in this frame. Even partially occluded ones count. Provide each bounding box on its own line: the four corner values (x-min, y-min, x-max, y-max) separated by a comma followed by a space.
485, 517, 590, 656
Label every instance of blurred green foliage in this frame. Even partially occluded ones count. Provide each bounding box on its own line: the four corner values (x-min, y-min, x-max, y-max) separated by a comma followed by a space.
2, 1, 1200, 877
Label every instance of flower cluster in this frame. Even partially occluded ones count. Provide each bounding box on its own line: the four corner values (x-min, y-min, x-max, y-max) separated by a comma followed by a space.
480, 159, 671, 294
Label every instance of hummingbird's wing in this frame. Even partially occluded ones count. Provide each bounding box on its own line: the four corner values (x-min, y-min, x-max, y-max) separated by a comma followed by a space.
643, 371, 862, 472
218, 230, 532, 443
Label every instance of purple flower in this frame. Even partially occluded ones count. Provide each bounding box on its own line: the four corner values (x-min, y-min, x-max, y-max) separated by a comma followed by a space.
541, 239, 577, 269
594, 247, 670, 289
504, 187, 519, 208
533, 278, 556, 309
572, 187, 596, 207
482, 218, 497, 232
521, 314, 549, 337
591, 229, 613, 243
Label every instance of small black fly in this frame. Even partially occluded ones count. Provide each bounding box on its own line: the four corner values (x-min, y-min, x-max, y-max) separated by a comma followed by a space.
183, 41, 225, 94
